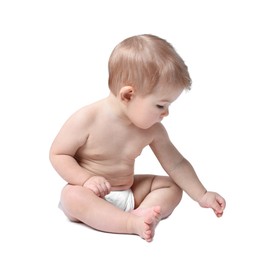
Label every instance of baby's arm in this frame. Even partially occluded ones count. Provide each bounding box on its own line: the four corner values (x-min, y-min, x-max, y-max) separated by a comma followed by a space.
50, 107, 112, 197
169, 158, 226, 217
49, 108, 93, 186
150, 123, 226, 217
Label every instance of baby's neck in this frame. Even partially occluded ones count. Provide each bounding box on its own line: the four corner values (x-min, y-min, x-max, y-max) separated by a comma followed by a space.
105, 93, 132, 126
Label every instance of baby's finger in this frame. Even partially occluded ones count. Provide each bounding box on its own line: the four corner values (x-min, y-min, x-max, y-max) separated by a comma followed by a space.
216, 196, 226, 210
99, 182, 110, 197
87, 185, 101, 197
215, 211, 223, 218
210, 199, 222, 214
212, 201, 226, 218
104, 181, 111, 193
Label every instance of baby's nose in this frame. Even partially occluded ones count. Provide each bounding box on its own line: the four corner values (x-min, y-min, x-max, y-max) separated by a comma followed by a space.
161, 108, 169, 117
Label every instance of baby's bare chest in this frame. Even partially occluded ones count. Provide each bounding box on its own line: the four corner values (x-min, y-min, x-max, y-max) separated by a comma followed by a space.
78, 126, 152, 161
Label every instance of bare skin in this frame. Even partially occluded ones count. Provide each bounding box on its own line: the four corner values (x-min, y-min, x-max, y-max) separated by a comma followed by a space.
50, 85, 226, 241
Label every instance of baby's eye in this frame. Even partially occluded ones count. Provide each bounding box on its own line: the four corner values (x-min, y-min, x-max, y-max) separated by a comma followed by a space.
156, 105, 164, 109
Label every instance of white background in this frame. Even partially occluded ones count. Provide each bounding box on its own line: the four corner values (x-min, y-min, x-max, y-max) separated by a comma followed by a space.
0, 0, 257, 259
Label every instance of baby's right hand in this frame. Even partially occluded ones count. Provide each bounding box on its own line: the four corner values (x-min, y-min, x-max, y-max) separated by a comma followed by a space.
83, 176, 111, 198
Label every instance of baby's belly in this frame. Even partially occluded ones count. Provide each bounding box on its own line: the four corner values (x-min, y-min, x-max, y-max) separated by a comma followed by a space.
79, 159, 135, 189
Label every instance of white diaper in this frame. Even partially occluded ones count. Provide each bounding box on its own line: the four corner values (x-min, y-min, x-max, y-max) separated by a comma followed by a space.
105, 189, 135, 212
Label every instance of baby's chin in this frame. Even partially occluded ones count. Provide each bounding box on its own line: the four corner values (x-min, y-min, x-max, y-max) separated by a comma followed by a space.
134, 120, 160, 130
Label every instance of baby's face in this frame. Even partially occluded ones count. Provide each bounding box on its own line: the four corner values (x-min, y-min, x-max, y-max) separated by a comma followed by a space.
125, 85, 183, 129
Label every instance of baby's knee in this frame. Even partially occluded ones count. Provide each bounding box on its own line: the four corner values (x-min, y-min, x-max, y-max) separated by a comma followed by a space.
60, 185, 84, 221
168, 179, 183, 202
61, 184, 74, 204
60, 185, 81, 212
175, 185, 183, 203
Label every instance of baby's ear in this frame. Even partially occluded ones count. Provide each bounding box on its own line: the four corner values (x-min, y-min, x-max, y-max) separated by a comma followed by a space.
119, 86, 135, 103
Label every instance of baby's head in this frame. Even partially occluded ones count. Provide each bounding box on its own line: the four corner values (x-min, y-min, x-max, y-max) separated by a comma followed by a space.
108, 34, 191, 96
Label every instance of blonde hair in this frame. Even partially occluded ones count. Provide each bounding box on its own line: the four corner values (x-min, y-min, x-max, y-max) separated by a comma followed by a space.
108, 34, 192, 96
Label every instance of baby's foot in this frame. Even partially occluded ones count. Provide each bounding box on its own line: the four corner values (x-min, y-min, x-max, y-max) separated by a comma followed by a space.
131, 206, 161, 242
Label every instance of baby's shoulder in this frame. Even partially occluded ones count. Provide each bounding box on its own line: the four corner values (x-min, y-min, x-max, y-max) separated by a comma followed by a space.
67, 99, 104, 126
149, 122, 168, 134
76, 101, 100, 116
148, 123, 170, 141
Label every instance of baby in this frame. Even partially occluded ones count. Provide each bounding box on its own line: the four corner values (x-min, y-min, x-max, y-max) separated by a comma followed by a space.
49, 34, 226, 242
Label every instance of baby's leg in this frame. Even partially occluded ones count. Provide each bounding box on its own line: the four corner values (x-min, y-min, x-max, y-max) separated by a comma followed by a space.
130, 205, 161, 242
60, 184, 160, 242
132, 175, 183, 219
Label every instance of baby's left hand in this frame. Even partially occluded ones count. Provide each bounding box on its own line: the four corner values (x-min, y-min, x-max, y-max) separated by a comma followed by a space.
198, 191, 226, 217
